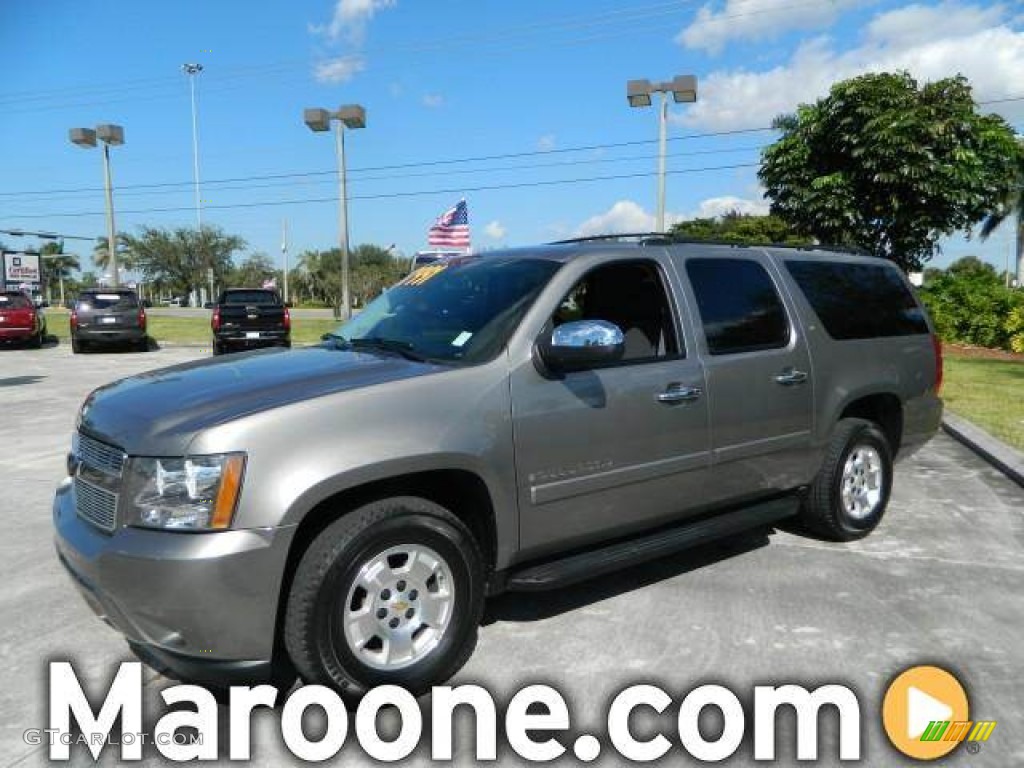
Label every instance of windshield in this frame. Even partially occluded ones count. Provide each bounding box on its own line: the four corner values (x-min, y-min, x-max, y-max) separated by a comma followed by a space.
331, 256, 560, 364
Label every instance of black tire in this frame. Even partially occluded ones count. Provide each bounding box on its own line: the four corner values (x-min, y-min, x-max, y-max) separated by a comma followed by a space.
284, 497, 485, 699
30, 328, 43, 349
801, 418, 893, 541
136, 338, 149, 353
71, 337, 83, 354
212, 340, 223, 356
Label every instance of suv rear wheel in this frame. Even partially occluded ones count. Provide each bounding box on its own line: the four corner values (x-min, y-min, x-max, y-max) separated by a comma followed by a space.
284, 497, 484, 699
801, 418, 893, 541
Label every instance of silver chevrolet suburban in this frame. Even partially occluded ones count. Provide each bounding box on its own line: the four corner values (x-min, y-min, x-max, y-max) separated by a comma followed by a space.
54, 239, 942, 697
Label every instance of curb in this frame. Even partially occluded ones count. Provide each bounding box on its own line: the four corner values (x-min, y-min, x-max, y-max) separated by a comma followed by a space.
942, 412, 1024, 489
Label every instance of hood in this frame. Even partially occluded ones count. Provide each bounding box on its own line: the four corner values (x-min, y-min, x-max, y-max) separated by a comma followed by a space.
79, 346, 445, 454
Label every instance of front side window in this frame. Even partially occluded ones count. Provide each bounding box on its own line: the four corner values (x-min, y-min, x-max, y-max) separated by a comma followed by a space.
333, 256, 561, 365
551, 260, 679, 363
686, 258, 789, 355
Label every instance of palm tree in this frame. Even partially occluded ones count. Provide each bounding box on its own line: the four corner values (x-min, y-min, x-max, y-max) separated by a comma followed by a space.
980, 140, 1024, 287
93, 234, 136, 277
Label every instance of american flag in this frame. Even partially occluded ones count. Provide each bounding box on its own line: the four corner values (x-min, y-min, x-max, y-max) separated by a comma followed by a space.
427, 199, 470, 248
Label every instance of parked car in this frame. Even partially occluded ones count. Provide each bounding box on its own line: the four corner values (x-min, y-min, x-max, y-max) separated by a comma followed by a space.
54, 240, 942, 697
70, 289, 147, 353
210, 288, 290, 355
0, 290, 47, 348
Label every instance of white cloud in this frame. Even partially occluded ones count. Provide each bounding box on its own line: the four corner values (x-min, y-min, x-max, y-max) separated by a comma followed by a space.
675, 2, 1024, 131
422, 93, 444, 108
484, 220, 507, 240
693, 195, 770, 218
575, 201, 686, 236
311, 0, 397, 43
576, 197, 770, 237
537, 134, 556, 151
313, 55, 366, 83
388, 81, 403, 97
678, 0, 860, 54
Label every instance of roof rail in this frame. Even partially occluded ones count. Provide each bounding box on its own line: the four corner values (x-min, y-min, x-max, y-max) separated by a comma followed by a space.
549, 232, 870, 256
548, 232, 673, 245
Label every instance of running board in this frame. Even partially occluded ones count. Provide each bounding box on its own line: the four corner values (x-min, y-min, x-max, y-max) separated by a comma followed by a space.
506, 496, 799, 591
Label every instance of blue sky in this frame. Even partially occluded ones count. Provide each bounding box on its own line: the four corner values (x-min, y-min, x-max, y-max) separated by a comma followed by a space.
2, 0, 1022, 276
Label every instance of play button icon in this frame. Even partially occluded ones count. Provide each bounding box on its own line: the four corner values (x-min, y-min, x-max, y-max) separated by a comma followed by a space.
883, 666, 969, 760
907, 686, 953, 739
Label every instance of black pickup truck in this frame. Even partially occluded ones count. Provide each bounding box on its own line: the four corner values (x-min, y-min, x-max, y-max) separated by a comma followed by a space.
211, 288, 291, 355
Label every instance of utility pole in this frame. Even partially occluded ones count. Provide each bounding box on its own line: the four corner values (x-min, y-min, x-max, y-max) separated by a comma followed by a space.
182, 63, 204, 304
281, 219, 290, 304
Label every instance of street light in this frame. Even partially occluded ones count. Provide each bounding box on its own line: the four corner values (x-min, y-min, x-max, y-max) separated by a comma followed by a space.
626, 75, 698, 233
304, 105, 366, 320
69, 123, 125, 286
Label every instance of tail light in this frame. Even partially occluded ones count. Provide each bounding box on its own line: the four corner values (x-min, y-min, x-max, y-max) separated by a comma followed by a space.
70, 310, 78, 331
138, 307, 147, 329
931, 334, 943, 393
211, 307, 221, 331
283, 306, 291, 331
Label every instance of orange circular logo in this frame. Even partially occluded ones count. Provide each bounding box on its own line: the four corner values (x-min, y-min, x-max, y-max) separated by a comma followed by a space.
882, 665, 969, 760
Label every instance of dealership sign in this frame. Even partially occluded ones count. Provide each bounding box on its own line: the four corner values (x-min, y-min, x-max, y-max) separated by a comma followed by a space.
3, 251, 42, 291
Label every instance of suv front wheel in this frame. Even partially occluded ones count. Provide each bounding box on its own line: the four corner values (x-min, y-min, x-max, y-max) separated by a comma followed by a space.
801, 418, 893, 541
284, 497, 485, 699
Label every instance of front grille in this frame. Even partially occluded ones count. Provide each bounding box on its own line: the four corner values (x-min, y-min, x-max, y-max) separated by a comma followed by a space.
74, 477, 118, 532
78, 434, 125, 476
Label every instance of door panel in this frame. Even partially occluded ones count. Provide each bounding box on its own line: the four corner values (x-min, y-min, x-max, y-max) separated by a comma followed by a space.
675, 255, 815, 505
510, 256, 710, 559
511, 358, 709, 557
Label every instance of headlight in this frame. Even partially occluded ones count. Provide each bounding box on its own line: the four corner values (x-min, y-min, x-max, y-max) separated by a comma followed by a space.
124, 454, 245, 530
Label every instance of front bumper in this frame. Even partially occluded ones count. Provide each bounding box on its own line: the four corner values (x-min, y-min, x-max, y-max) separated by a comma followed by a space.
52, 478, 297, 684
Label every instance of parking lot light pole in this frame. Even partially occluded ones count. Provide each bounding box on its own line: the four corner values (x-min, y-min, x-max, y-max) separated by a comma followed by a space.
304, 105, 366, 320
627, 75, 698, 233
69, 124, 125, 286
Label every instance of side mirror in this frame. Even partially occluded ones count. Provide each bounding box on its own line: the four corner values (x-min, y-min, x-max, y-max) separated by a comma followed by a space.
536, 319, 625, 374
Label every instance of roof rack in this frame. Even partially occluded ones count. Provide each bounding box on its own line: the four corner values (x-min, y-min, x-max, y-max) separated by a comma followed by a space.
549, 232, 674, 246
549, 232, 869, 256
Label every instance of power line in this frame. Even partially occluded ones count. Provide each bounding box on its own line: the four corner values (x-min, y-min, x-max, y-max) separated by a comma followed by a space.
2, 162, 762, 220
6, 145, 770, 205
1, 127, 775, 199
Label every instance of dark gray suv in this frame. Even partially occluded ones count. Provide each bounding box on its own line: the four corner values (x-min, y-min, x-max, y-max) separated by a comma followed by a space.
71, 289, 148, 353
54, 241, 942, 697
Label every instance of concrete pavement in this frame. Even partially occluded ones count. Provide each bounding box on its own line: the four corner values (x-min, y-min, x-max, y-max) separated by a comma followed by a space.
2, 343, 1021, 766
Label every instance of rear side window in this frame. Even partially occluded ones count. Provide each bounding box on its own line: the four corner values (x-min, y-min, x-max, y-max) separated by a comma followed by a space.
0, 293, 32, 308
221, 290, 281, 305
686, 258, 790, 355
78, 292, 138, 310
785, 260, 929, 339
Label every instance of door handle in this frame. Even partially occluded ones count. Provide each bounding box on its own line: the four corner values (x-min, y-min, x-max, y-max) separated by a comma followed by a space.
657, 384, 703, 404
774, 368, 808, 386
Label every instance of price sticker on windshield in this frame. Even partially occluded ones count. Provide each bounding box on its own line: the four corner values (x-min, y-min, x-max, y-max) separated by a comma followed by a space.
400, 263, 447, 286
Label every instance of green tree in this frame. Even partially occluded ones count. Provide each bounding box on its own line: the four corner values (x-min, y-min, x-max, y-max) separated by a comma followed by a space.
919, 256, 1024, 349
759, 72, 1021, 272
231, 252, 278, 288
979, 137, 1024, 286
122, 225, 245, 299
670, 211, 813, 245
294, 244, 403, 308
39, 241, 80, 305
93, 234, 136, 273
